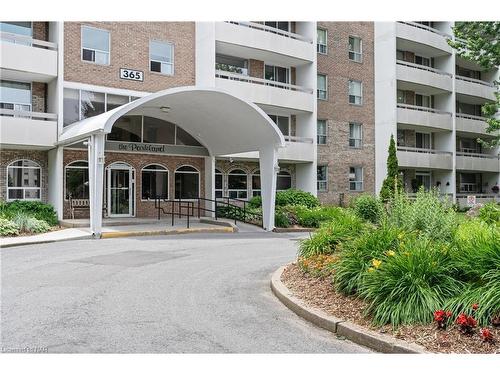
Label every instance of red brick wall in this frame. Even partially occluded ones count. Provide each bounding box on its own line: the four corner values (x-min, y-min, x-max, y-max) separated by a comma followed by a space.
32, 22, 48, 41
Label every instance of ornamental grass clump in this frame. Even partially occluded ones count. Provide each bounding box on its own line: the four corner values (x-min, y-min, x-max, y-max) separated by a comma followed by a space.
359, 236, 463, 327
12, 212, 51, 234
352, 194, 385, 224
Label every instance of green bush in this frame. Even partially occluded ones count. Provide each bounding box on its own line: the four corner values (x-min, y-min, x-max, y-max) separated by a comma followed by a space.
294, 206, 344, 228
478, 202, 500, 226
0, 200, 58, 226
359, 236, 463, 327
298, 211, 365, 258
247, 195, 262, 209
274, 208, 291, 228
353, 194, 384, 224
0, 218, 20, 236
12, 212, 52, 234
333, 224, 401, 295
275, 189, 319, 209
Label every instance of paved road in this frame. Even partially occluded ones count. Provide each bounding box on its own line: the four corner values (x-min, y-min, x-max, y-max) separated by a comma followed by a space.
1, 232, 370, 353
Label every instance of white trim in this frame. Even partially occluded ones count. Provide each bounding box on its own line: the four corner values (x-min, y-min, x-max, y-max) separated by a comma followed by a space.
348, 79, 363, 105
6, 159, 42, 201
81, 25, 110, 66
348, 35, 363, 63
349, 166, 364, 192
317, 73, 328, 100
317, 119, 327, 145
348, 122, 363, 149
317, 27, 328, 55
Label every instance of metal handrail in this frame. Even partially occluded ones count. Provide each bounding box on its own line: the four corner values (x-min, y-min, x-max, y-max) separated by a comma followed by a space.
154, 198, 194, 228
0, 108, 58, 120
456, 75, 496, 88
0, 31, 58, 50
397, 146, 453, 155
396, 103, 452, 116
396, 60, 452, 77
215, 70, 314, 94
225, 21, 313, 43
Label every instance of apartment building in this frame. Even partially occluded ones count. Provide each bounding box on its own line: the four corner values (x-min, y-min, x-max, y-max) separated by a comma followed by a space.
375, 21, 500, 206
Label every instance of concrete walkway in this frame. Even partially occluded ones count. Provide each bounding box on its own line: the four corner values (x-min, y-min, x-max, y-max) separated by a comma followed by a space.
0, 228, 93, 248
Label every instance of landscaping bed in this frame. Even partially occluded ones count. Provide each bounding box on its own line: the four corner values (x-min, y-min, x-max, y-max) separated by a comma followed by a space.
0, 201, 59, 237
282, 263, 500, 354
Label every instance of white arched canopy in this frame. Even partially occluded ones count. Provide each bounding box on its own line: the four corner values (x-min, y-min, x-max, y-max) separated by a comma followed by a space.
58, 86, 284, 235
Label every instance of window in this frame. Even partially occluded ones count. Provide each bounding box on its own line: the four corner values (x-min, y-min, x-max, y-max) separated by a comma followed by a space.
142, 116, 175, 145
252, 170, 261, 197
80, 90, 105, 120
228, 169, 248, 199
396, 49, 405, 61
0, 22, 32, 45
397, 129, 406, 146
7, 159, 41, 200
459, 173, 479, 193
150, 40, 174, 75
108, 115, 142, 143
277, 170, 292, 191
348, 36, 362, 62
176, 126, 202, 146
265, 65, 289, 84
268, 114, 290, 136
317, 166, 328, 191
349, 123, 362, 148
142, 164, 168, 200
348, 80, 362, 105
215, 54, 248, 75
175, 166, 199, 199
317, 120, 327, 145
415, 55, 431, 67
416, 132, 431, 149
317, 28, 327, 54
106, 94, 129, 111
215, 169, 223, 198
349, 167, 363, 191
63, 88, 79, 126
81, 26, 110, 65
415, 93, 431, 108
0, 80, 31, 114
415, 172, 431, 192
264, 22, 290, 32
65, 161, 89, 200
397, 89, 406, 104
317, 74, 327, 100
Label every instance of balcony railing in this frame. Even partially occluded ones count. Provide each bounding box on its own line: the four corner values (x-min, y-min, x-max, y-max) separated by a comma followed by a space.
215, 70, 314, 94
397, 60, 452, 77
0, 31, 57, 50
397, 21, 451, 38
456, 75, 496, 88
284, 135, 313, 144
456, 113, 487, 121
456, 151, 499, 159
397, 103, 452, 116
397, 146, 452, 155
0, 108, 58, 121
225, 21, 313, 43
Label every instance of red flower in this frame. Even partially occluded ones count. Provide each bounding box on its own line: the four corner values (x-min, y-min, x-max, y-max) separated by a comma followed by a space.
456, 313, 477, 334
480, 328, 494, 343
472, 303, 479, 311
456, 313, 468, 326
434, 310, 452, 329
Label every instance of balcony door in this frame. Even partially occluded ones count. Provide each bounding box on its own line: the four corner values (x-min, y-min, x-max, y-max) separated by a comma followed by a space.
416, 132, 431, 149
265, 65, 290, 85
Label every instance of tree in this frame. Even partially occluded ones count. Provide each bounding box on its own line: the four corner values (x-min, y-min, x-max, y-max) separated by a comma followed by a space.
379, 134, 402, 200
449, 22, 500, 147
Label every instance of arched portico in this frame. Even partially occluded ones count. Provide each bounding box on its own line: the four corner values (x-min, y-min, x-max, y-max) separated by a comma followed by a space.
57, 86, 285, 236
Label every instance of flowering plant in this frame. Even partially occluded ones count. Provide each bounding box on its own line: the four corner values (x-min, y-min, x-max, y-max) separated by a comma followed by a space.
456, 313, 477, 334
479, 328, 494, 343
434, 310, 452, 329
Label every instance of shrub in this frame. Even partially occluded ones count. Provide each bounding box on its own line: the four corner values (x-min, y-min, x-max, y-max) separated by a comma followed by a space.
275, 189, 319, 209
379, 135, 403, 201
359, 237, 463, 327
0, 200, 58, 226
298, 211, 365, 258
333, 224, 401, 295
0, 218, 20, 236
274, 208, 290, 228
247, 195, 262, 209
478, 202, 500, 226
353, 194, 384, 224
12, 213, 51, 234
295, 206, 345, 228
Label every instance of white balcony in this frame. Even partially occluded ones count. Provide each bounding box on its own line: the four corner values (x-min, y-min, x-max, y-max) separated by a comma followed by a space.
455, 76, 497, 101
397, 104, 452, 131
215, 70, 314, 113
456, 194, 499, 207
0, 108, 58, 149
0, 32, 58, 82
396, 61, 452, 92
396, 22, 452, 54
216, 22, 314, 65
456, 152, 500, 173
397, 147, 453, 170
456, 114, 491, 136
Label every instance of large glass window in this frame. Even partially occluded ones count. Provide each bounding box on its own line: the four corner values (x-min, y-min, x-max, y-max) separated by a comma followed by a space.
268, 114, 289, 136
65, 161, 89, 199
317, 74, 327, 100
142, 164, 168, 200
142, 116, 175, 144
215, 54, 248, 75
106, 94, 129, 111
80, 90, 105, 119
317, 28, 327, 54
415, 172, 431, 192
252, 170, 261, 197
150, 40, 174, 75
175, 166, 199, 199
215, 169, 223, 198
277, 170, 292, 191
7, 159, 41, 200
107, 115, 142, 142
176, 126, 202, 146
416, 132, 431, 149
415, 94, 431, 108
349, 167, 363, 191
264, 22, 290, 32
349, 80, 362, 105
81, 26, 110, 65
0, 80, 31, 112
265, 65, 289, 85
228, 169, 248, 199
63, 88, 79, 126
0, 22, 32, 45
317, 120, 327, 145
317, 166, 328, 191
348, 36, 362, 62
349, 123, 362, 148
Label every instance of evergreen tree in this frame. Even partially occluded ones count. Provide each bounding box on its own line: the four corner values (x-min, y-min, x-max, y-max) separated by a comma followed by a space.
379, 134, 402, 200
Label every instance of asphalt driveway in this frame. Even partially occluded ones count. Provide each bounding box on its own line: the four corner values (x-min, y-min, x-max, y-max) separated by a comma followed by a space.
1, 232, 370, 353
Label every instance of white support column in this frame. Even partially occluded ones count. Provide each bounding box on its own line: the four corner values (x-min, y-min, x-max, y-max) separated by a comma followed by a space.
47, 146, 64, 221
204, 156, 215, 217
88, 133, 106, 237
259, 146, 279, 231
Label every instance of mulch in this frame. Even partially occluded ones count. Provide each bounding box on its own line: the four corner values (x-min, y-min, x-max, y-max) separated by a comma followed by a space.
281, 263, 500, 354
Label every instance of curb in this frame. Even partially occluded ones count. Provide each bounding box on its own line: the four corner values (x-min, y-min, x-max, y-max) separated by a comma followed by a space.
1, 234, 93, 249
273, 227, 315, 233
199, 218, 239, 232
270, 265, 428, 354
100, 226, 234, 239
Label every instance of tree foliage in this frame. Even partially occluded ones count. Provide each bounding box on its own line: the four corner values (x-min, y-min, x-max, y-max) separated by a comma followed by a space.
379, 134, 402, 200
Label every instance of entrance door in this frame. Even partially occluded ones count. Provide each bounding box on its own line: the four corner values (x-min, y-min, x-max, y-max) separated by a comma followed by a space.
107, 163, 135, 217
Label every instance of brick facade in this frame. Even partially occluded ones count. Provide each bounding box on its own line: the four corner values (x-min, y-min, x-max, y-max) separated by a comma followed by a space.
0, 149, 49, 203
317, 22, 375, 206
64, 22, 195, 92
31, 82, 46, 113
32, 22, 48, 41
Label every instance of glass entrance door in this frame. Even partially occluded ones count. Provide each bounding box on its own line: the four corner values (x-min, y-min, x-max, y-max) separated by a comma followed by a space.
107, 165, 134, 217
